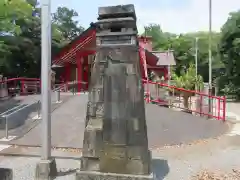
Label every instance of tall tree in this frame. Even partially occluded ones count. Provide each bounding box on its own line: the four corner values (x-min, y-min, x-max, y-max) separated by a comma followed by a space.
0, 1, 65, 78
0, 0, 32, 35
219, 10, 240, 98
143, 24, 223, 83
144, 24, 176, 50
52, 7, 84, 42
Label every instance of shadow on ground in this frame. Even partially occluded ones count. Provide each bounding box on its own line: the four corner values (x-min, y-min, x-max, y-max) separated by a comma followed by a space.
57, 168, 78, 177
152, 159, 169, 180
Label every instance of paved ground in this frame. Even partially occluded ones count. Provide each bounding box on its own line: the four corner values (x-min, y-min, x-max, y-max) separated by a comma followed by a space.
226, 102, 240, 121
0, 95, 39, 114
8, 94, 228, 148
0, 135, 240, 179
0, 93, 72, 139
0, 91, 67, 114
0, 93, 237, 180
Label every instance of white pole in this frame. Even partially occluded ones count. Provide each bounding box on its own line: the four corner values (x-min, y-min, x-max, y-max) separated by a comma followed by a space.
195, 37, 199, 91
167, 49, 170, 86
41, 0, 51, 160
208, 0, 212, 114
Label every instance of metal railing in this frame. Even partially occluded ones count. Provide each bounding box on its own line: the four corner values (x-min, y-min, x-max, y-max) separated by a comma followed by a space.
0, 80, 85, 140
143, 80, 226, 121
0, 101, 40, 139
0, 77, 41, 98
54, 81, 88, 94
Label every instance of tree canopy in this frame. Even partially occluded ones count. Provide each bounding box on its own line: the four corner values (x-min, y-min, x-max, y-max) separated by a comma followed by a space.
0, 0, 84, 78
219, 10, 240, 98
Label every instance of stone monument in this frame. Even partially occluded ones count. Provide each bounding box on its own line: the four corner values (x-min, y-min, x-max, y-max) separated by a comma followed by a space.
0, 75, 8, 100
76, 4, 153, 180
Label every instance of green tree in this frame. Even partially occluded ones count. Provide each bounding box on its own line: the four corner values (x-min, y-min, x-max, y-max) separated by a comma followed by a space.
219, 10, 240, 98
0, 0, 32, 34
52, 7, 84, 42
0, 1, 66, 78
172, 64, 204, 109
144, 24, 176, 50
143, 24, 223, 83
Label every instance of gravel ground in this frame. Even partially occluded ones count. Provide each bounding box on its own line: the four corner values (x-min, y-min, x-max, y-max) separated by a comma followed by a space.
0, 157, 79, 180
0, 135, 240, 180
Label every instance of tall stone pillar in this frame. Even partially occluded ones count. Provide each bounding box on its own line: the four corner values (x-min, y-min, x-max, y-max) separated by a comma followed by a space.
76, 4, 153, 180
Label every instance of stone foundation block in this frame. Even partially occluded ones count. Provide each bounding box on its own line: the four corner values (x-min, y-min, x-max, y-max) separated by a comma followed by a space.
0, 168, 13, 180
75, 170, 153, 180
35, 159, 57, 180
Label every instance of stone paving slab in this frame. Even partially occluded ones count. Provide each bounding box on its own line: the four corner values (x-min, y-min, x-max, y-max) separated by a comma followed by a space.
8, 94, 228, 148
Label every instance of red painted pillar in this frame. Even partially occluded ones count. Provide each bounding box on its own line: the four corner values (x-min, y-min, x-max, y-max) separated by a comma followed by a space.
64, 62, 71, 83
83, 56, 89, 91
139, 47, 147, 80
164, 67, 168, 81
77, 56, 83, 92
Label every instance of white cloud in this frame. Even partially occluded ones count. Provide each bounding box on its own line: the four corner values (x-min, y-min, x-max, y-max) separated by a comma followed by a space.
135, 0, 240, 34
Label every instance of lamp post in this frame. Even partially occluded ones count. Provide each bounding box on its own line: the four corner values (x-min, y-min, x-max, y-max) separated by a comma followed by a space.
41, 0, 51, 162
195, 37, 199, 91
208, 0, 212, 114
35, 0, 57, 179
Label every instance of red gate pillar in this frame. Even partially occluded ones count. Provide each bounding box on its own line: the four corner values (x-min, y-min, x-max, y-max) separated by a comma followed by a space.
77, 56, 83, 92
164, 67, 168, 81
83, 56, 89, 91
64, 62, 71, 83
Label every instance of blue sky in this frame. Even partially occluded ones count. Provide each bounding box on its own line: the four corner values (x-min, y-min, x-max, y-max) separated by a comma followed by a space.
51, 0, 240, 34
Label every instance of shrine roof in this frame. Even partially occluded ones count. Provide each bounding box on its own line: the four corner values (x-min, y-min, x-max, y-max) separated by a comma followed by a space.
152, 51, 176, 66
52, 24, 175, 67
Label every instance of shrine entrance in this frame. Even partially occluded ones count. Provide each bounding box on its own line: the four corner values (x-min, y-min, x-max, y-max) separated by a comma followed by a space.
52, 26, 175, 92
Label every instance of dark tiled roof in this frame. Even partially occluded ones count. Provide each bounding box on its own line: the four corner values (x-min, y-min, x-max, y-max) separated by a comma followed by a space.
152, 51, 176, 66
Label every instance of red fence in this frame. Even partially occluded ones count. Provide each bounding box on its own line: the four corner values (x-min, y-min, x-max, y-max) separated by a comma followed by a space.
143, 80, 226, 121
54, 81, 88, 93
0, 77, 41, 96
1, 77, 226, 121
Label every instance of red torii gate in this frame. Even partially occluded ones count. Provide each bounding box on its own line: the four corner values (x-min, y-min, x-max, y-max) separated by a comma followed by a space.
52, 24, 175, 92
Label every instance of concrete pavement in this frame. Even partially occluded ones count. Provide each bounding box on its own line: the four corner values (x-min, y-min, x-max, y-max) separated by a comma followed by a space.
8, 94, 228, 148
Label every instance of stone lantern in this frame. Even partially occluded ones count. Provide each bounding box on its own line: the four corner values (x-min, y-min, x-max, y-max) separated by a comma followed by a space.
51, 70, 56, 89
0, 75, 8, 100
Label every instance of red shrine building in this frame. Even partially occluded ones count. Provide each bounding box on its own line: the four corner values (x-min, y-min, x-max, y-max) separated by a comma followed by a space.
52, 24, 176, 92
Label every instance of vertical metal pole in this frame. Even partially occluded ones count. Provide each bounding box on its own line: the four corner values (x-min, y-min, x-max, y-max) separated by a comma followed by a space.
208, 0, 212, 115
41, 0, 51, 160
56, 90, 60, 102
167, 49, 171, 86
195, 37, 199, 91
37, 100, 40, 118
5, 116, 8, 139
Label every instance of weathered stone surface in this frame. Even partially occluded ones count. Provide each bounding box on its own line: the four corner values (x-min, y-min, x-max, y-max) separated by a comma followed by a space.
98, 4, 136, 20
82, 118, 103, 158
35, 159, 57, 180
81, 157, 100, 171
80, 4, 152, 177
0, 168, 13, 180
76, 171, 153, 180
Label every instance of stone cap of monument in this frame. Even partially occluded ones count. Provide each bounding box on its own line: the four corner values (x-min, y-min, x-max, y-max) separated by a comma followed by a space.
98, 4, 136, 20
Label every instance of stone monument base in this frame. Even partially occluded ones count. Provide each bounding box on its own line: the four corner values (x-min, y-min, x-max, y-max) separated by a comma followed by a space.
75, 170, 153, 180
35, 159, 57, 180
0, 168, 13, 180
